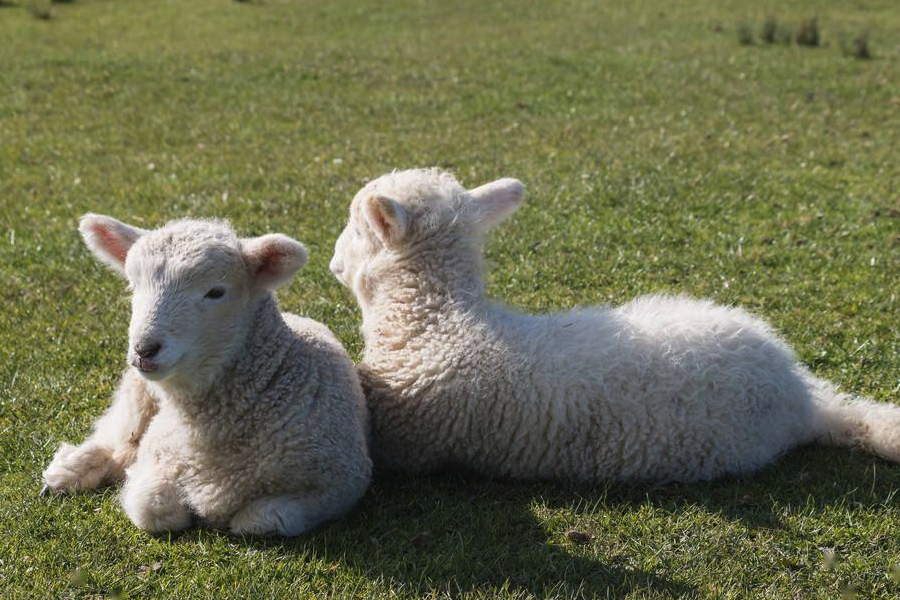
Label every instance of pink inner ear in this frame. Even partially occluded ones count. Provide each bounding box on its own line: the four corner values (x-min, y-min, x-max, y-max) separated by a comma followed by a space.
94, 224, 130, 264
254, 246, 286, 277
369, 207, 391, 237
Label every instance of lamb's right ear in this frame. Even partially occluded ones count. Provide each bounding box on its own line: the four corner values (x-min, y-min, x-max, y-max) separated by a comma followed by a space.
363, 194, 408, 247
467, 178, 525, 231
242, 234, 309, 290
79, 213, 146, 275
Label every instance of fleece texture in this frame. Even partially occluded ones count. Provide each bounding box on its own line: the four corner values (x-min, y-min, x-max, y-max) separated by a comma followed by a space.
330, 168, 900, 482
44, 217, 371, 536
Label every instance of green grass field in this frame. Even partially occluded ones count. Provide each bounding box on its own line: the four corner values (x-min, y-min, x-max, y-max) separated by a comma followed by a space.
2, 0, 899, 597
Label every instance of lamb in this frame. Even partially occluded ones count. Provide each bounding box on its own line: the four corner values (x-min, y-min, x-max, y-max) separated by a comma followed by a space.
42, 215, 372, 536
329, 168, 900, 482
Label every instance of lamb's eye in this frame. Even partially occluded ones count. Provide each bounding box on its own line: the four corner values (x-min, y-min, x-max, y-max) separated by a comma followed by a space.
204, 287, 226, 299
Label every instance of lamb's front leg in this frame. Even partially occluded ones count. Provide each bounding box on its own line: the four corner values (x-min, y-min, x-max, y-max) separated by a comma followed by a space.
120, 455, 191, 533
42, 368, 157, 494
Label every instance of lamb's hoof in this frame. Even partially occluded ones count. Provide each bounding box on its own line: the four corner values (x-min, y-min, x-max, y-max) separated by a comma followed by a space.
39, 484, 50, 497
42, 442, 113, 494
228, 496, 310, 537
229, 519, 279, 537
148, 509, 192, 533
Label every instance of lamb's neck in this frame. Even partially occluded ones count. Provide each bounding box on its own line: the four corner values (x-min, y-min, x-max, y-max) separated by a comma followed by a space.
361, 263, 494, 356
154, 294, 292, 416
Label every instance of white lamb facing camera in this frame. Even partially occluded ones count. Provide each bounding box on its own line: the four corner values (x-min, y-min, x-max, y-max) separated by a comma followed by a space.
330, 168, 900, 482
42, 215, 372, 536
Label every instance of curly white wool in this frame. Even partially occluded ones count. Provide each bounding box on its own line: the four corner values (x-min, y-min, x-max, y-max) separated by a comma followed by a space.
330, 168, 900, 482
43, 216, 371, 536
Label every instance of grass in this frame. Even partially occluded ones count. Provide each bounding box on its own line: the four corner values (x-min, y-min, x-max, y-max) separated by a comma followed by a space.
27, 0, 52, 19
759, 16, 793, 46
1, 0, 899, 598
737, 23, 754, 46
761, 16, 779, 44
795, 17, 821, 47
844, 32, 874, 60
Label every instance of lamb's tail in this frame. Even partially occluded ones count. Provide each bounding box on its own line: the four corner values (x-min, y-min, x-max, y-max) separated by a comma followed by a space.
808, 374, 900, 462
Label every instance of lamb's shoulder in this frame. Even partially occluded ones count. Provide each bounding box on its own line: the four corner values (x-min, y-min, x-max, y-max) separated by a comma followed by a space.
277, 311, 368, 443
278, 312, 359, 392
281, 312, 342, 349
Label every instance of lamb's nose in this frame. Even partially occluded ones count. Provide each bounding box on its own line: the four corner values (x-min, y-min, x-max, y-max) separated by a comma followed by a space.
135, 341, 162, 359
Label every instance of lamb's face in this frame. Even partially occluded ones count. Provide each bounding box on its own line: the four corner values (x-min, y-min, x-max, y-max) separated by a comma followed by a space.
330, 169, 525, 305
122, 226, 250, 381
79, 215, 307, 385
329, 198, 382, 299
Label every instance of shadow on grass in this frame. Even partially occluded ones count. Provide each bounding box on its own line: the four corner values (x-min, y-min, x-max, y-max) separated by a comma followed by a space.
232, 444, 899, 598
243, 474, 697, 598
528, 444, 900, 535
598, 444, 900, 531
33, 441, 898, 597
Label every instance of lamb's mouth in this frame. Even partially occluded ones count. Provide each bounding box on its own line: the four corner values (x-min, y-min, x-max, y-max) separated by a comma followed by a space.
130, 356, 176, 379
135, 357, 158, 372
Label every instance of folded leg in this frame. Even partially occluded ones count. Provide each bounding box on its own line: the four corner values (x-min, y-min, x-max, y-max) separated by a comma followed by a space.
42, 369, 157, 493
229, 495, 320, 537
120, 456, 191, 533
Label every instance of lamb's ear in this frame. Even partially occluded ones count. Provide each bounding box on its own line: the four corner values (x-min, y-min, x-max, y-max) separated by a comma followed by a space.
363, 194, 408, 247
467, 178, 525, 230
79, 213, 147, 276
242, 234, 309, 289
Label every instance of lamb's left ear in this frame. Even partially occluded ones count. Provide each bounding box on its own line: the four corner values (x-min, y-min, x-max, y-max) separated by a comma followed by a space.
79, 213, 147, 276
363, 194, 408, 247
242, 234, 309, 289
467, 178, 525, 230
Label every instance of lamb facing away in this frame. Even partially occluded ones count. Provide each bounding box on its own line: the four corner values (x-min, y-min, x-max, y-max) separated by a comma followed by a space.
42, 215, 372, 536
329, 168, 900, 482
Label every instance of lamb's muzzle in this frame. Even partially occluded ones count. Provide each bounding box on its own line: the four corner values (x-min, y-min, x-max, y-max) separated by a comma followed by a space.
131, 340, 162, 373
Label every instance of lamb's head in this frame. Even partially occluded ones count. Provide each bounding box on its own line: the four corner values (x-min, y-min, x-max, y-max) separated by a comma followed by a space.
330, 168, 525, 303
79, 214, 307, 384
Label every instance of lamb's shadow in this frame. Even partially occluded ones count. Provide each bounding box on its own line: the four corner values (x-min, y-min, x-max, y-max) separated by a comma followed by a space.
248, 473, 696, 598
233, 445, 898, 598
574, 445, 900, 532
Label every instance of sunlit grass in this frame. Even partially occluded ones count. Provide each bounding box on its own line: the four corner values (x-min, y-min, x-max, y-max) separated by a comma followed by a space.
1, 0, 899, 598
